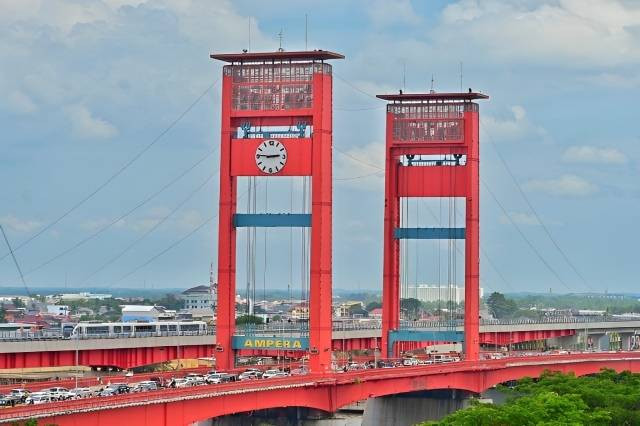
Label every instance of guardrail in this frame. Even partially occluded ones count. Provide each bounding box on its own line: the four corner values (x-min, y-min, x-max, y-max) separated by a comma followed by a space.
3, 316, 639, 341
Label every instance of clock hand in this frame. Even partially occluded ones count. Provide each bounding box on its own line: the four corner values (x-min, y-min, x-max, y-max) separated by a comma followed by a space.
257, 154, 281, 158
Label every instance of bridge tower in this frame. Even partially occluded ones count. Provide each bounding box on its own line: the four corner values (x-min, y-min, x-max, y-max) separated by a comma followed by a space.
211, 50, 343, 372
377, 91, 488, 360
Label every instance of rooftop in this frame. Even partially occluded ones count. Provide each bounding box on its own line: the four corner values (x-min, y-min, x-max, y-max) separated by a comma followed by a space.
376, 91, 489, 102
182, 285, 211, 294
210, 50, 344, 63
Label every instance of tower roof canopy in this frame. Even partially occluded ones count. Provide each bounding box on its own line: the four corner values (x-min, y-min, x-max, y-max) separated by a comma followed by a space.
210, 50, 344, 63
376, 92, 489, 102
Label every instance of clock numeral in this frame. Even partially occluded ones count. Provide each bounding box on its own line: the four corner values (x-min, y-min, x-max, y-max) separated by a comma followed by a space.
281, 154, 286, 160
268, 140, 275, 146
268, 168, 273, 173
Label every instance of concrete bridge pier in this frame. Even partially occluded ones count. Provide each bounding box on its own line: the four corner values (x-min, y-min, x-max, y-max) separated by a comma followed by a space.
361, 389, 475, 426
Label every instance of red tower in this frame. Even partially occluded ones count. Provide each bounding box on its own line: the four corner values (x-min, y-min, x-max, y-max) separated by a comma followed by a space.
211, 50, 343, 372
377, 91, 488, 361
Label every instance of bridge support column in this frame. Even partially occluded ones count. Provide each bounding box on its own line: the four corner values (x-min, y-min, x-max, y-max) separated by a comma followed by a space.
362, 390, 476, 426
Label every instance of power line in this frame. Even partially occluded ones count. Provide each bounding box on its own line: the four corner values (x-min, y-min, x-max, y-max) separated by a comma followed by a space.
481, 120, 595, 291
0, 225, 31, 296
23, 147, 218, 276
334, 146, 383, 170
333, 73, 380, 100
80, 171, 217, 285
335, 171, 384, 181
482, 179, 573, 291
0, 80, 219, 262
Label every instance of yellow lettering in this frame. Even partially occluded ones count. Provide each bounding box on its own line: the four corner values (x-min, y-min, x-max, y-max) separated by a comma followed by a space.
255, 340, 265, 348
244, 339, 253, 348
283, 341, 290, 348
266, 340, 274, 347
293, 340, 301, 349
275, 340, 283, 348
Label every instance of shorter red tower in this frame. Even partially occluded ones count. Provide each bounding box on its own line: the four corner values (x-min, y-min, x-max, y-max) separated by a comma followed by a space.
377, 91, 488, 360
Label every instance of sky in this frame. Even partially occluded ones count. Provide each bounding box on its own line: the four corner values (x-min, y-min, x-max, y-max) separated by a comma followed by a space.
0, 0, 639, 295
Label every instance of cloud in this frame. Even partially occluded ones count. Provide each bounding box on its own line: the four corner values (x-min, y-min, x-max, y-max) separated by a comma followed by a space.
525, 174, 598, 197
562, 145, 628, 165
439, 0, 640, 67
0, 214, 42, 233
6, 90, 37, 114
66, 104, 118, 140
367, 0, 421, 27
482, 106, 547, 142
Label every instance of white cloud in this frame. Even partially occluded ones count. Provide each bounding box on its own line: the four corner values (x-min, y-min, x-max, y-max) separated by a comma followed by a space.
66, 104, 118, 140
367, 0, 421, 27
439, 0, 640, 67
482, 105, 547, 142
6, 90, 37, 114
525, 174, 598, 197
562, 145, 627, 165
0, 214, 42, 233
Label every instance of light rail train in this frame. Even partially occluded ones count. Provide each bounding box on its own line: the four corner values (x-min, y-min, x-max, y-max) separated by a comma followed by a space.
70, 321, 208, 338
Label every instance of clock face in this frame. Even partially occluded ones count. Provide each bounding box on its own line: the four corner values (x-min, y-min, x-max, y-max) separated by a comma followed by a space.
255, 139, 287, 174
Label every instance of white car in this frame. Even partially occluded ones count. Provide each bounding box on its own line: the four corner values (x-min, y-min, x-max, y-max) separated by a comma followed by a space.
262, 369, 288, 379
171, 378, 192, 388
9, 389, 29, 402
25, 392, 55, 405
43, 387, 72, 400
69, 388, 93, 398
185, 375, 206, 386
402, 358, 419, 366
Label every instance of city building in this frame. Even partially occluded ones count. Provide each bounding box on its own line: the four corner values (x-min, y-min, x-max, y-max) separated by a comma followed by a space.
402, 285, 484, 304
181, 285, 214, 318
46, 305, 69, 316
51, 292, 112, 301
334, 301, 366, 318
121, 305, 165, 322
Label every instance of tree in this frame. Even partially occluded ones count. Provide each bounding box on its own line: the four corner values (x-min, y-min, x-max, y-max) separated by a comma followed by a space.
0, 305, 6, 323
486, 292, 517, 319
401, 298, 422, 319
236, 315, 264, 325
366, 301, 382, 312
12, 297, 25, 308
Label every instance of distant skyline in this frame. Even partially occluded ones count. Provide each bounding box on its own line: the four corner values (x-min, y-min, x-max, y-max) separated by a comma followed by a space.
1, 1, 639, 294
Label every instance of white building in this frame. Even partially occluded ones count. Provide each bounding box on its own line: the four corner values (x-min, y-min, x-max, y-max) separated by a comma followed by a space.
46, 305, 69, 316
402, 285, 484, 304
181, 285, 214, 318
121, 305, 165, 322
52, 292, 112, 301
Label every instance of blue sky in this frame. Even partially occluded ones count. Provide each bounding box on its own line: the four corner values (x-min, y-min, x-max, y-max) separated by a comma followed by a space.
0, 0, 638, 294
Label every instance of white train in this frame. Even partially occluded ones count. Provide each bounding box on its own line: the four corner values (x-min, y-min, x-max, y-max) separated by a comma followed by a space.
70, 321, 208, 338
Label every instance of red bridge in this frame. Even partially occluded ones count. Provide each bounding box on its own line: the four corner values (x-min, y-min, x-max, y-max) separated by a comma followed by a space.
1, 352, 639, 425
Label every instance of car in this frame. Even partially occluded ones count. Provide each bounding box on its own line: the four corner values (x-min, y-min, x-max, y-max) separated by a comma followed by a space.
402, 358, 419, 366
99, 383, 130, 396
25, 392, 55, 405
43, 387, 72, 400
69, 388, 93, 399
147, 376, 164, 387
262, 369, 288, 379
98, 387, 119, 397
168, 378, 192, 388
184, 374, 206, 385
238, 369, 262, 380
205, 373, 229, 384
111, 383, 131, 394
0, 394, 21, 407
132, 381, 158, 392
9, 389, 29, 402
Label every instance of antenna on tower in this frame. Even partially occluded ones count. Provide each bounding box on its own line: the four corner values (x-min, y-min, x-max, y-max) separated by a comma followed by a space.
277, 28, 284, 51
430, 74, 435, 93
305, 14, 308, 50
248, 17, 251, 52
402, 61, 406, 91
210, 261, 217, 310
459, 61, 463, 92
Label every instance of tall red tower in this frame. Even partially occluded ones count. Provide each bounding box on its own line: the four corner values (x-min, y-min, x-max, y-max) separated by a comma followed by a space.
211, 50, 343, 372
377, 91, 488, 361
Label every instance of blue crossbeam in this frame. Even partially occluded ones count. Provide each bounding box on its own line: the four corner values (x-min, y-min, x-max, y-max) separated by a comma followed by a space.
394, 227, 465, 239
233, 213, 311, 228
388, 330, 464, 357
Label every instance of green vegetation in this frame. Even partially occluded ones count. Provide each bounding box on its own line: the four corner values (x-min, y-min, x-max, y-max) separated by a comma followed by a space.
12, 297, 25, 308
511, 293, 640, 314
236, 315, 264, 325
486, 292, 518, 319
366, 301, 382, 311
424, 370, 640, 426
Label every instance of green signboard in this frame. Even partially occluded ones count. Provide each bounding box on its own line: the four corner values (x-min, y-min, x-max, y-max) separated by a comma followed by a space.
232, 335, 309, 350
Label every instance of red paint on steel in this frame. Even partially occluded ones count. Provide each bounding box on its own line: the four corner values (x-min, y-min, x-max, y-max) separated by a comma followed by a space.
4, 353, 640, 426
379, 93, 488, 360
211, 51, 342, 372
